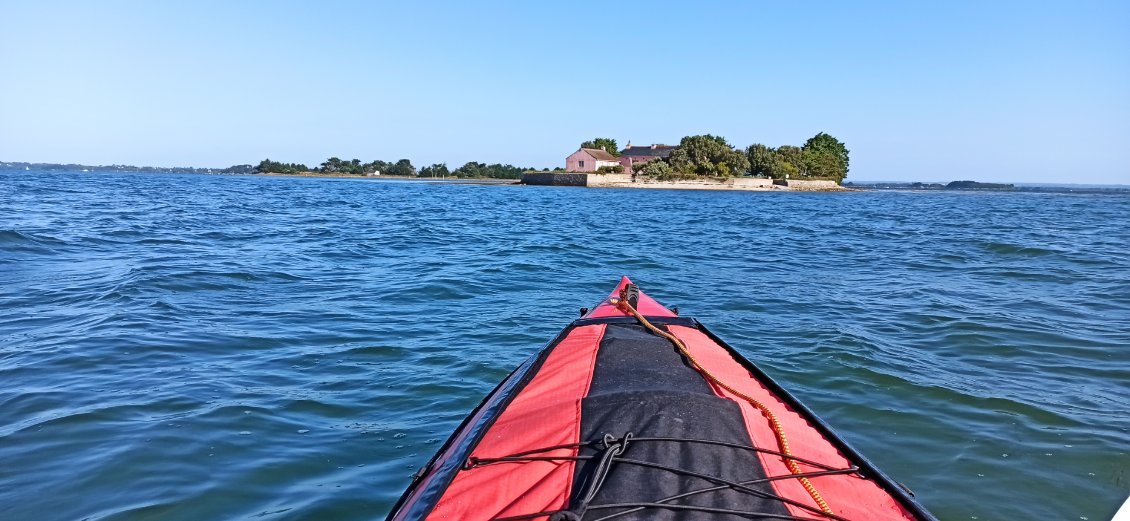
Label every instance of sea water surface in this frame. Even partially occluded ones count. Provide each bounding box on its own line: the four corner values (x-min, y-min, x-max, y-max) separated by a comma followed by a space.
1, 170, 1127, 521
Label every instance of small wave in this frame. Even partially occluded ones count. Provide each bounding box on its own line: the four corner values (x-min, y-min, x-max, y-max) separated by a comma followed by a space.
279, 398, 357, 419
341, 344, 412, 359
136, 237, 197, 246
0, 229, 69, 249
0, 229, 36, 243
979, 241, 1061, 256
384, 279, 480, 304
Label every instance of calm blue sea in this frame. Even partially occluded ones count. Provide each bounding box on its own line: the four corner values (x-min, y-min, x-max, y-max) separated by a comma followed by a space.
1, 170, 1127, 521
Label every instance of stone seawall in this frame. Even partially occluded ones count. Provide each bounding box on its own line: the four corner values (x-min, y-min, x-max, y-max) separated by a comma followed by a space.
776, 179, 840, 190
522, 172, 588, 186
521, 172, 631, 187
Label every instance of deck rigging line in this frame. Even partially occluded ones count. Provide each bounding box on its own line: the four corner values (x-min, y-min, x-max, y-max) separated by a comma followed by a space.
470, 435, 857, 521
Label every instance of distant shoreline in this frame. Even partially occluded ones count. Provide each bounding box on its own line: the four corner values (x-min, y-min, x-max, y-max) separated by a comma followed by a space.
247, 172, 425, 180
244, 172, 521, 185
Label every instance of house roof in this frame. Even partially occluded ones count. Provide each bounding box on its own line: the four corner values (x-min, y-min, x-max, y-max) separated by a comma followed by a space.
621, 145, 675, 158
580, 148, 619, 161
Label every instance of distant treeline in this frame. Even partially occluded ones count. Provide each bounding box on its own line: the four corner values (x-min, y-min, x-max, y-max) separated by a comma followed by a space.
255, 158, 417, 176
1, 161, 255, 174
255, 158, 534, 179
847, 180, 1130, 194
946, 181, 1014, 190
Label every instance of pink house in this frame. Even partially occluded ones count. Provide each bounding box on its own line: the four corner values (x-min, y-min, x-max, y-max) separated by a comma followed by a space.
619, 144, 676, 173
566, 148, 620, 172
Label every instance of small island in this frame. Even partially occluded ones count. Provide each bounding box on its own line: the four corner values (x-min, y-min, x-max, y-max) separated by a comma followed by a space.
945, 180, 1015, 190
522, 133, 851, 191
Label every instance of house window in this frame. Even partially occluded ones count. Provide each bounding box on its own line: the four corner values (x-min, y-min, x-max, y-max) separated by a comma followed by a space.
579, 161, 585, 168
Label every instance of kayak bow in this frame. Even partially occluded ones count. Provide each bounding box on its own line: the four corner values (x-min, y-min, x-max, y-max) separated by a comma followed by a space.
388, 277, 938, 521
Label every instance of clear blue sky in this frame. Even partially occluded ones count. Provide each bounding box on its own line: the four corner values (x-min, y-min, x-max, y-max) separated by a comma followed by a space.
2, 1, 1127, 183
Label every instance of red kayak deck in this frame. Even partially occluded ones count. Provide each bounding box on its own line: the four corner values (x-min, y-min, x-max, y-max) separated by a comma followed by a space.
388, 278, 936, 521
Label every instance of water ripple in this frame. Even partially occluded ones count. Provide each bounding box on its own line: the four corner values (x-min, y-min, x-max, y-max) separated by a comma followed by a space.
0, 171, 1128, 521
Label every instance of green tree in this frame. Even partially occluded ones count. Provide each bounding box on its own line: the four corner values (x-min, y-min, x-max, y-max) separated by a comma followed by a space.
452, 162, 525, 179
802, 149, 840, 180
346, 158, 362, 175
482, 163, 525, 179
667, 135, 750, 177
746, 144, 779, 178
363, 160, 389, 175
453, 161, 485, 178
386, 158, 417, 177
319, 157, 343, 173
801, 132, 849, 182
255, 159, 309, 174
580, 137, 620, 157
420, 163, 450, 178
775, 146, 806, 178
776, 157, 800, 179
634, 158, 677, 179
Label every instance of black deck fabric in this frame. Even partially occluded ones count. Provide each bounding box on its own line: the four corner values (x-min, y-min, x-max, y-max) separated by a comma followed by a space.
570, 323, 792, 520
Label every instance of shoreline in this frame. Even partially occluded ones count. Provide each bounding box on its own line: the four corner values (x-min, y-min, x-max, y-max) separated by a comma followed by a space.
246, 172, 428, 180
520, 172, 852, 192
241, 172, 519, 185
250, 172, 850, 191
586, 181, 855, 192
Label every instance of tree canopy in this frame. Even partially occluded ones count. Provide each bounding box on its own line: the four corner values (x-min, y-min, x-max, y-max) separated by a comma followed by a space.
633, 158, 677, 179
319, 157, 360, 174
801, 132, 849, 182
420, 163, 450, 178
255, 157, 417, 176
777, 146, 805, 178
746, 144, 776, 178
451, 162, 526, 179
385, 158, 417, 177
580, 137, 620, 157
744, 132, 849, 182
256, 159, 309, 174
666, 135, 750, 177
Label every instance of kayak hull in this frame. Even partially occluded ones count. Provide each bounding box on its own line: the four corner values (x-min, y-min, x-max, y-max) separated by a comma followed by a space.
388, 279, 937, 521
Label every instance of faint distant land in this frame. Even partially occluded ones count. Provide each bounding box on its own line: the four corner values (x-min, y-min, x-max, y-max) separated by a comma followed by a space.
844, 180, 1017, 191
945, 180, 1014, 190
0, 161, 254, 175
522, 133, 851, 191
841, 181, 1130, 193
